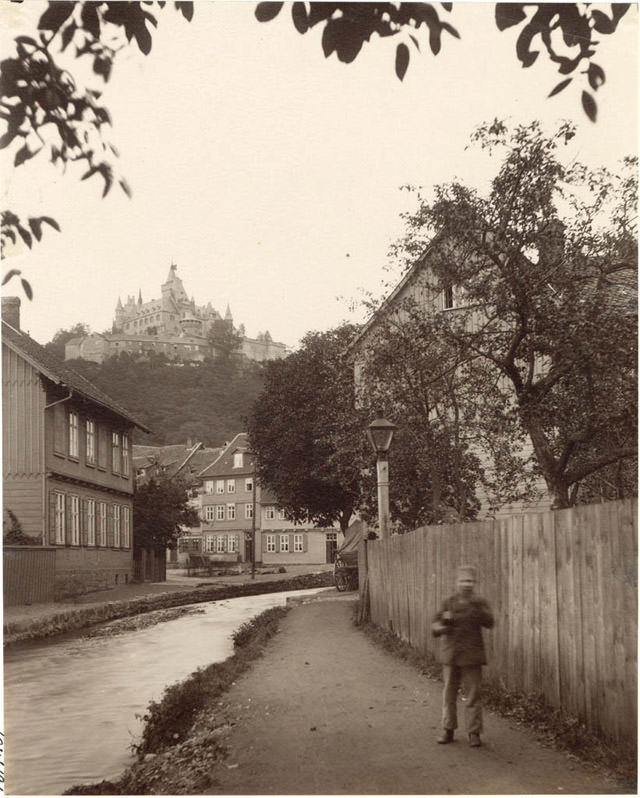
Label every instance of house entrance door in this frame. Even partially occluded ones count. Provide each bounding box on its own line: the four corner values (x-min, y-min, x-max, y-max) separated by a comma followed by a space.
325, 532, 337, 563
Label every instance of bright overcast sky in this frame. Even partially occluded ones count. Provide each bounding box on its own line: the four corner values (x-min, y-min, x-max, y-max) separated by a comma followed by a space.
1, 2, 638, 349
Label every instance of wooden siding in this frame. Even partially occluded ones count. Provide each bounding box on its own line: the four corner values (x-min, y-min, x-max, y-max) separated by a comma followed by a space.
2, 344, 44, 476
2, 479, 43, 541
363, 499, 637, 747
3, 547, 55, 606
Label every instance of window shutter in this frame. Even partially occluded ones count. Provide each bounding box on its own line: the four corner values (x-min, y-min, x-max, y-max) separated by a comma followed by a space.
303, 533, 308, 553
48, 491, 57, 544
53, 405, 65, 454
81, 499, 88, 546
107, 504, 114, 547
288, 533, 294, 554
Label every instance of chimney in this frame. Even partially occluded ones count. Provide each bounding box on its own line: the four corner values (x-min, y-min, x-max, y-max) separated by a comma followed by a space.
1, 296, 21, 330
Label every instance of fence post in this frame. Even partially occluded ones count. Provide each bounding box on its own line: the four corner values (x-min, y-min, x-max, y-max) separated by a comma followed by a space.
358, 526, 370, 624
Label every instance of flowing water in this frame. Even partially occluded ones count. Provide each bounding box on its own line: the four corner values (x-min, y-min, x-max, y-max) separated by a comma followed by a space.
4, 587, 330, 795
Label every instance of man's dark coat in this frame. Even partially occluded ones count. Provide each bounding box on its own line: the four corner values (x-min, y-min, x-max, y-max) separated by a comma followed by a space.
432, 594, 494, 666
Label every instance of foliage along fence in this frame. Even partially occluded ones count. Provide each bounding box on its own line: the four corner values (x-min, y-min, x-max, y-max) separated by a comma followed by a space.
3, 546, 56, 606
362, 498, 637, 748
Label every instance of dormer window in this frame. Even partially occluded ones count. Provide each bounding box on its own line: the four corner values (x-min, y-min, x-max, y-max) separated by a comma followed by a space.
233, 452, 244, 468
443, 285, 456, 310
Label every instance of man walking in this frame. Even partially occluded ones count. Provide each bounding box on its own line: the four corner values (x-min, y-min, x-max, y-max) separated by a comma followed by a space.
432, 565, 494, 747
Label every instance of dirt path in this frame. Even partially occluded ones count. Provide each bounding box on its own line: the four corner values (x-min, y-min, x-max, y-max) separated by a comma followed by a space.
204, 595, 624, 795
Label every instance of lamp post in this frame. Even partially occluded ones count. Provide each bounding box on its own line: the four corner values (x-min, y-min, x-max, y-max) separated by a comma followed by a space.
367, 414, 397, 539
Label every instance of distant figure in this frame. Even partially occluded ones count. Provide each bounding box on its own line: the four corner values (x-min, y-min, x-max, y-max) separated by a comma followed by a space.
432, 564, 494, 747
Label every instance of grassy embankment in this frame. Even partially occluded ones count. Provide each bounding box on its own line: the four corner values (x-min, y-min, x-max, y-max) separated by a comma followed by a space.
65, 605, 290, 795
356, 612, 637, 790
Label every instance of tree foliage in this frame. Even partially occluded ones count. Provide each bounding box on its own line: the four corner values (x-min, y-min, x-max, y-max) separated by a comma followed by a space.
43, 321, 91, 359
385, 120, 637, 508
247, 326, 371, 533
133, 476, 199, 550
255, 2, 630, 120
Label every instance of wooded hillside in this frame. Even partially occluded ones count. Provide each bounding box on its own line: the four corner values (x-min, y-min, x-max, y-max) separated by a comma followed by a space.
66, 353, 265, 447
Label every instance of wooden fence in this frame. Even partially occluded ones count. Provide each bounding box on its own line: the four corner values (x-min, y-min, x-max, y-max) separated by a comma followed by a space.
3, 546, 56, 606
363, 498, 637, 747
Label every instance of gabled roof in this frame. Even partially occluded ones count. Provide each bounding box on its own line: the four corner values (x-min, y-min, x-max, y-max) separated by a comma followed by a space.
2, 320, 151, 432
198, 432, 253, 478
132, 443, 223, 478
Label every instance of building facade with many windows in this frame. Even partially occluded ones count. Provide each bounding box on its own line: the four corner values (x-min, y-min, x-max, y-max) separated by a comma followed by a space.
2, 297, 150, 600
189, 433, 342, 566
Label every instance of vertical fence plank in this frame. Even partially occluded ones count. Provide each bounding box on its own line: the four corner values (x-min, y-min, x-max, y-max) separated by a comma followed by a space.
539, 509, 560, 707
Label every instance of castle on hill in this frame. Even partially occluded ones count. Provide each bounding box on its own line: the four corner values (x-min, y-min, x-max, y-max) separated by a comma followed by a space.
65, 264, 288, 364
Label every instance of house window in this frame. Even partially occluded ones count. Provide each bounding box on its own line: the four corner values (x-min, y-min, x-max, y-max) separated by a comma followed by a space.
233, 452, 243, 468
216, 480, 225, 494
278, 509, 286, 521
68, 411, 79, 459
122, 506, 130, 548
265, 534, 276, 553
228, 535, 238, 553
216, 536, 225, 553
86, 419, 96, 464
86, 499, 96, 546
215, 505, 225, 521
67, 494, 79, 545
227, 479, 235, 493
113, 504, 121, 547
245, 478, 253, 493
98, 425, 108, 469
55, 492, 65, 544
97, 502, 107, 546
264, 506, 275, 521
205, 535, 215, 553
122, 434, 130, 476
112, 432, 121, 474
294, 534, 304, 553
227, 503, 236, 521
245, 503, 253, 519
204, 505, 215, 522
205, 480, 214, 494
279, 534, 290, 553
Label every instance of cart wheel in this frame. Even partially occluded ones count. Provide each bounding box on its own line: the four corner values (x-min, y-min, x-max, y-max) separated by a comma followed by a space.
334, 557, 349, 592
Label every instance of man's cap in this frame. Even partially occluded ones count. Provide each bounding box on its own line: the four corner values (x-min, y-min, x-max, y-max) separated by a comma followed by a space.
457, 565, 477, 580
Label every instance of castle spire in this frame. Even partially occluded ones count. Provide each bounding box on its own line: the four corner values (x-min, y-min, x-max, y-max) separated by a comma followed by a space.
225, 303, 233, 321
138, 289, 143, 305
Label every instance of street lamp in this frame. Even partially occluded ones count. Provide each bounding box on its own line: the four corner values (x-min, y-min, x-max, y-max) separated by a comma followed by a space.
367, 414, 397, 539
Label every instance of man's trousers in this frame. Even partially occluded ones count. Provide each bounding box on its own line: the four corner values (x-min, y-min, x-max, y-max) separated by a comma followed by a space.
441, 664, 483, 734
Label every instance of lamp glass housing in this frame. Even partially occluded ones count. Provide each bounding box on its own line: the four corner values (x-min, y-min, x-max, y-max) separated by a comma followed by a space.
367, 417, 397, 456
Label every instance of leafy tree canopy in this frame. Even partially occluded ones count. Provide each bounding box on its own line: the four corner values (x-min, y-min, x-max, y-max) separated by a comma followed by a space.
383, 119, 637, 508
247, 325, 372, 533
133, 476, 199, 550
43, 321, 91, 359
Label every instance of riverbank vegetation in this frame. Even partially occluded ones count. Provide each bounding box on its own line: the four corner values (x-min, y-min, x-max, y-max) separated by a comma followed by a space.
356, 612, 636, 790
65, 605, 290, 795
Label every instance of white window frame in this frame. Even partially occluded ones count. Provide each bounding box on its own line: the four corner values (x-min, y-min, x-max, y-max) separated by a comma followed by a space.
205, 535, 215, 553
86, 498, 96, 546
216, 535, 225, 553
122, 434, 130, 477
264, 506, 275, 521
86, 419, 96, 464
205, 505, 216, 522
245, 478, 253, 493
215, 505, 225, 521
113, 504, 121, 547
112, 432, 121, 474
233, 452, 243, 468
55, 491, 65, 545
227, 479, 236, 493
244, 503, 253, 519
265, 534, 276, 553
278, 509, 286, 521
227, 503, 236, 521
68, 411, 79, 459
69, 494, 80, 545
227, 534, 238, 553
205, 480, 214, 494
279, 533, 289, 553
122, 506, 130, 548
216, 479, 225, 494
98, 502, 107, 546
294, 533, 304, 553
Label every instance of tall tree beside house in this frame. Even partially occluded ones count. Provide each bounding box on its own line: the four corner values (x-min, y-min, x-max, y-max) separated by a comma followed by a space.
387, 120, 637, 509
133, 476, 199, 551
247, 325, 372, 534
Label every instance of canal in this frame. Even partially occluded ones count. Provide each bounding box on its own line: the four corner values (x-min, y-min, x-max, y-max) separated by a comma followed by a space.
4, 587, 331, 795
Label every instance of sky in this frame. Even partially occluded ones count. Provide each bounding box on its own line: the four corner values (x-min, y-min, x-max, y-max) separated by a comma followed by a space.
1, 1, 638, 350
